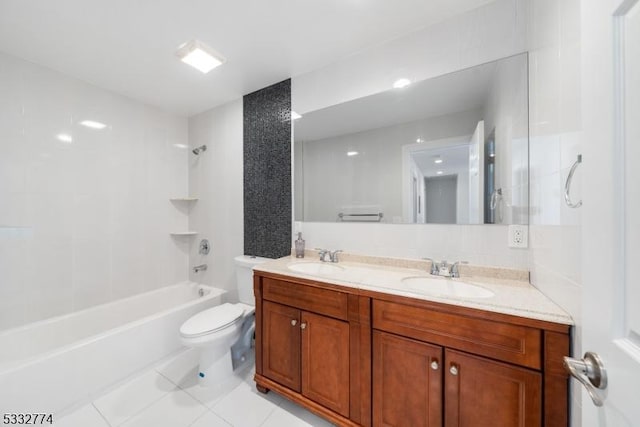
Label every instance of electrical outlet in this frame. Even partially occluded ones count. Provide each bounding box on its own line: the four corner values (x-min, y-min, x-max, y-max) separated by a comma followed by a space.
508, 225, 528, 248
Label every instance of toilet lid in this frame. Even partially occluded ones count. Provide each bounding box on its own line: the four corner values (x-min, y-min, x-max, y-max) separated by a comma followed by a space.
180, 303, 245, 338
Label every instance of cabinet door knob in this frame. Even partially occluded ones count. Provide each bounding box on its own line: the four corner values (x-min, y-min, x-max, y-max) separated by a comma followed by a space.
291, 319, 297, 326
430, 360, 439, 370
449, 364, 459, 376
300, 322, 307, 330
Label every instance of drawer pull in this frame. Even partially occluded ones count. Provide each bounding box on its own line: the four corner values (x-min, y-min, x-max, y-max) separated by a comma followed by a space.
291, 319, 297, 326
430, 360, 439, 371
450, 364, 459, 376
300, 322, 307, 330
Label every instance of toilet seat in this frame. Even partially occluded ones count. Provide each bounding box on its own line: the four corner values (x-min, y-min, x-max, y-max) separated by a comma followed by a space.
180, 303, 245, 338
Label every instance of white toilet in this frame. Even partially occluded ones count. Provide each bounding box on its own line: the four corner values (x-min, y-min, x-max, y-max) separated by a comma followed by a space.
179, 255, 269, 386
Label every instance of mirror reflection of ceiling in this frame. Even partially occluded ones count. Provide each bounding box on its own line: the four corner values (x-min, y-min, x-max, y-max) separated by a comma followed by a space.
412, 144, 470, 178
294, 61, 497, 142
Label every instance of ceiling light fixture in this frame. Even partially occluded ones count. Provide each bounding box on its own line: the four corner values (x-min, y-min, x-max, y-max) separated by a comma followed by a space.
347, 151, 359, 156
291, 111, 302, 120
176, 39, 225, 74
393, 78, 411, 89
416, 138, 424, 143
173, 143, 189, 149
56, 133, 73, 143
79, 120, 107, 130
434, 158, 443, 164
436, 170, 444, 175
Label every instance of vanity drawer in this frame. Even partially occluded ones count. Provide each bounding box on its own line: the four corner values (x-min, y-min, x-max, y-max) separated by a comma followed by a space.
262, 278, 349, 321
372, 300, 542, 369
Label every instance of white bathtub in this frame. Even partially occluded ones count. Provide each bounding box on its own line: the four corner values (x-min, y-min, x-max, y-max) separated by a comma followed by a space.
0, 282, 224, 414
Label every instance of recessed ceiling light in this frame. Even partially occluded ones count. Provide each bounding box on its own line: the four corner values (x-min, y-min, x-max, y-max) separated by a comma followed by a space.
176, 39, 225, 74
436, 170, 444, 175
434, 158, 443, 164
79, 120, 107, 129
416, 138, 424, 143
393, 78, 411, 89
291, 111, 302, 120
56, 133, 73, 143
347, 151, 359, 156
173, 143, 189, 149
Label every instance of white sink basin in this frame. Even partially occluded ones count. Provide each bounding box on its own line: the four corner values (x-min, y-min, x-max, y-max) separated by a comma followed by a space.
288, 262, 345, 276
401, 276, 494, 299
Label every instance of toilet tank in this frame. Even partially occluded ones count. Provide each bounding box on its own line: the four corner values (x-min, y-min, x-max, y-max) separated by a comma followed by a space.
234, 255, 271, 305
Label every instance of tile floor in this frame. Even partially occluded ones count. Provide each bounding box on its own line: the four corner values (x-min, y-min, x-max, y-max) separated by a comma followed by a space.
53, 349, 334, 427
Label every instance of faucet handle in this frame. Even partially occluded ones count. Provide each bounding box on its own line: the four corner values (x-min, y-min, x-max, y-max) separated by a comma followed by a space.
422, 258, 439, 275
329, 250, 343, 263
450, 261, 468, 278
315, 248, 329, 262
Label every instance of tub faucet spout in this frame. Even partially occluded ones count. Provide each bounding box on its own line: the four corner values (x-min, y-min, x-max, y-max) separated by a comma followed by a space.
193, 264, 207, 273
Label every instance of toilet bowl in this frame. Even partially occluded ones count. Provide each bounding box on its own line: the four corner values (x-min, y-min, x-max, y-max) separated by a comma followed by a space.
179, 302, 254, 386
179, 255, 269, 386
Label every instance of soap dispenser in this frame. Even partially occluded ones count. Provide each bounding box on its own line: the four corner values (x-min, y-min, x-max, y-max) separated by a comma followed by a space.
295, 232, 305, 258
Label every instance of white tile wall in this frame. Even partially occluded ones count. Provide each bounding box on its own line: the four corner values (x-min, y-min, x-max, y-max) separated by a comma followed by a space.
187, 100, 244, 301
526, 0, 582, 425
300, 222, 528, 270
0, 51, 189, 331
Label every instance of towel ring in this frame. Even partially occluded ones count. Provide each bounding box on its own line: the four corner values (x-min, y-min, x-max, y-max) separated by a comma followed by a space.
564, 154, 582, 208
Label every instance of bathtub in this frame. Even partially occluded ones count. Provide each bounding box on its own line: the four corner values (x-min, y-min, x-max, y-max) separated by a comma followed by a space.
0, 282, 224, 414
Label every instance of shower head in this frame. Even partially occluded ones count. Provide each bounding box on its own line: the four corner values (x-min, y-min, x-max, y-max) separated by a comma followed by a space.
192, 145, 207, 155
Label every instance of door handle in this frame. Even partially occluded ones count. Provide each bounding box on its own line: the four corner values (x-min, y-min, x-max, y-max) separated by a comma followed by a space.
563, 351, 607, 406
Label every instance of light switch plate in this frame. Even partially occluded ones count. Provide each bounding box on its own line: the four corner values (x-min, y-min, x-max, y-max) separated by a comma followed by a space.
508, 225, 528, 248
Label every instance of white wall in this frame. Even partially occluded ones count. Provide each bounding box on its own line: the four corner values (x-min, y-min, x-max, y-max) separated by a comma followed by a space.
526, 0, 582, 424
300, 222, 528, 269
0, 52, 189, 331
292, 0, 529, 269
299, 110, 480, 223
188, 100, 244, 302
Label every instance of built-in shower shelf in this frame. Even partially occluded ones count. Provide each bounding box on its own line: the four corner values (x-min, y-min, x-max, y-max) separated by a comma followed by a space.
170, 231, 198, 236
169, 197, 199, 202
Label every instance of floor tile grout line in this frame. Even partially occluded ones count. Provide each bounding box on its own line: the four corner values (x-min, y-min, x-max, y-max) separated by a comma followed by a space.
96, 375, 183, 427
255, 405, 280, 427
91, 402, 114, 427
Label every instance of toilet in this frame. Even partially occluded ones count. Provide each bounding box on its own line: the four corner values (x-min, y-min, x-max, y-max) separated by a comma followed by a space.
180, 255, 269, 386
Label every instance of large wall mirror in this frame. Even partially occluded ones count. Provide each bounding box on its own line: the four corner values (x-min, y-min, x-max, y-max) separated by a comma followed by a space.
294, 53, 528, 225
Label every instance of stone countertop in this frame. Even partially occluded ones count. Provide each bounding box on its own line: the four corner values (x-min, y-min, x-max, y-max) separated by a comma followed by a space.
254, 256, 573, 326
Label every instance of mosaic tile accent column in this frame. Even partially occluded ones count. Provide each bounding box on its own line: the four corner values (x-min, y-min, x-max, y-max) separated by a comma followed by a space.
243, 79, 292, 259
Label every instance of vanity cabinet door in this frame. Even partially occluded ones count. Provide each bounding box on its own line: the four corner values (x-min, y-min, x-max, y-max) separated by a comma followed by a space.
373, 331, 443, 427
262, 301, 301, 392
444, 349, 542, 427
301, 311, 350, 417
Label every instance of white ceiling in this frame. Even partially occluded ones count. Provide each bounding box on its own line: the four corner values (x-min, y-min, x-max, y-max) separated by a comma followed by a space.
0, 0, 495, 116
412, 143, 471, 177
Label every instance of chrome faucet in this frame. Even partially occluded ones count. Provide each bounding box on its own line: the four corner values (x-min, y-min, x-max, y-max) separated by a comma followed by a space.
193, 264, 208, 273
422, 258, 439, 275
316, 248, 330, 262
423, 259, 467, 278
316, 248, 342, 263
450, 261, 467, 278
328, 250, 343, 263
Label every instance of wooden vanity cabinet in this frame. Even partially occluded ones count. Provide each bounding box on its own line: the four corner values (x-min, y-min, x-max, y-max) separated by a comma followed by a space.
254, 271, 570, 427
373, 331, 443, 427
262, 300, 350, 416
372, 298, 569, 427
255, 274, 372, 427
